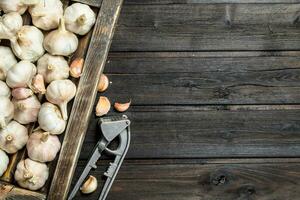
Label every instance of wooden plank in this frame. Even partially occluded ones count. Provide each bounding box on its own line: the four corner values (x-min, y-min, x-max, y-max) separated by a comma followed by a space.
102, 52, 300, 105
71, 158, 300, 200
0, 181, 46, 200
111, 3, 300, 51
79, 105, 300, 159
48, 0, 123, 199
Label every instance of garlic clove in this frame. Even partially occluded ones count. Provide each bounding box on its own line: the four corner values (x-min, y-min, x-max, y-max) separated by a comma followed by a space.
6, 60, 37, 89
114, 100, 131, 112
0, 97, 14, 129
12, 95, 41, 125
43, 18, 79, 56
38, 102, 66, 135
26, 130, 61, 163
70, 58, 84, 78
80, 175, 98, 194
95, 96, 111, 117
0, 120, 28, 154
64, 3, 96, 35
0, 149, 9, 177
31, 74, 46, 94
97, 74, 109, 92
45, 80, 76, 120
14, 158, 49, 191
0, 80, 11, 98
29, 0, 63, 31
12, 88, 33, 100
0, 46, 17, 81
37, 53, 69, 84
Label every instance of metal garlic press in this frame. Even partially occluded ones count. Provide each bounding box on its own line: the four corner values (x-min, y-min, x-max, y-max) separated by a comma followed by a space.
68, 115, 131, 200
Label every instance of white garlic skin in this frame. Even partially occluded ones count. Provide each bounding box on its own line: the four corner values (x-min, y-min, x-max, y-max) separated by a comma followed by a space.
37, 54, 69, 84
29, 0, 63, 31
38, 102, 66, 135
11, 25, 45, 62
0, 0, 40, 14
0, 46, 17, 81
0, 97, 14, 129
27, 131, 61, 163
46, 80, 76, 120
0, 81, 11, 98
14, 158, 49, 191
44, 18, 78, 56
0, 12, 23, 40
13, 95, 41, 125
0, 149, 9, 177
64, 3, 96, 35
6, 61, 37, 89
0, 121, 28, 154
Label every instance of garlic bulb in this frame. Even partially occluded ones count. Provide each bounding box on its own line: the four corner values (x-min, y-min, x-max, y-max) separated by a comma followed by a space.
0, 121, 28, 154
0, 12, 23, 40
27, 131, 61, 163
0, 0, 40, 14
0, 81, 11, 98
80, 175, 98, 194
44, 18, 78, 56
38, 102, 66, 135
12, 88, 33, 100
14, 158, 49, 190
6, 61, 37, 89
13, 95, 41, 125
29, 0, 63, 31
64, 3, 96, 35
37, 54, 69, 83
0, 97, 14, 129
0, 149, 9, 176
96, 96, 111, 117
0, 46, 17, 81
45, 80, 76, 120
11, 26, 45, 62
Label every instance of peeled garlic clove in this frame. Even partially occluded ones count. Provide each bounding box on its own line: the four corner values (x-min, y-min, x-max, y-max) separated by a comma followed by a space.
12, 88, 33, 100
0, 12, 23, 40
44, 18, 78, 56
14, 158, 49, 191
0, 81, 11, 98
11, 26, 45, 62
27, 131, 61, 163
70, 58, 84, 78
6, 60, 37, 89
29, 0, 63, 31
12, 95, 41, 125
80, 175, 98, 194
45, 80, 76, 120
0, 0, 40, 14
37, 53, 69, 84
97, 74, 109, 92
0, 46, 17, 81
38, 102, 66, 135
31, 74, 46, 94
64, 3, 96, 35
0, 121, 28, 154
0, 149, 9, 177
0, 97, 14, 129
114, 100, 131, 112
96, 96, 111, 117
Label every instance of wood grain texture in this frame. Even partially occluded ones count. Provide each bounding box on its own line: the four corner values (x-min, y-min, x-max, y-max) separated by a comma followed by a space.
111, 3, 300, 51
71, 159, 300, 200
0, 182, 45, 200
101, 51, 300, 105
78, 105, 300, 159
48, 0, 123, 199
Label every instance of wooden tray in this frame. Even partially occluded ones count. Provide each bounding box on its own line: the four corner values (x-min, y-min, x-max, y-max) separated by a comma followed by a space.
0, 0, 123, 199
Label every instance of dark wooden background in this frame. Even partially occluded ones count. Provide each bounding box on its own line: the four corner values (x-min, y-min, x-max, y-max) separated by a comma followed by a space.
71, 0, 300, 199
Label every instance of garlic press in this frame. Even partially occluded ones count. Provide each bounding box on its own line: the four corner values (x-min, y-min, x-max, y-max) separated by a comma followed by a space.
68, 115, 131, 200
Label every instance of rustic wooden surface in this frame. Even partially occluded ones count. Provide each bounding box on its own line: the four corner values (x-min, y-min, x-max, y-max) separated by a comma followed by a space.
0, 182, 46, 200
70, 0, 300, 200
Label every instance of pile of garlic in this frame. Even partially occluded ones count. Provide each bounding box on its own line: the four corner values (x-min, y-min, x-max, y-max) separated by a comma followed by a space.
0, 0, 96, 191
